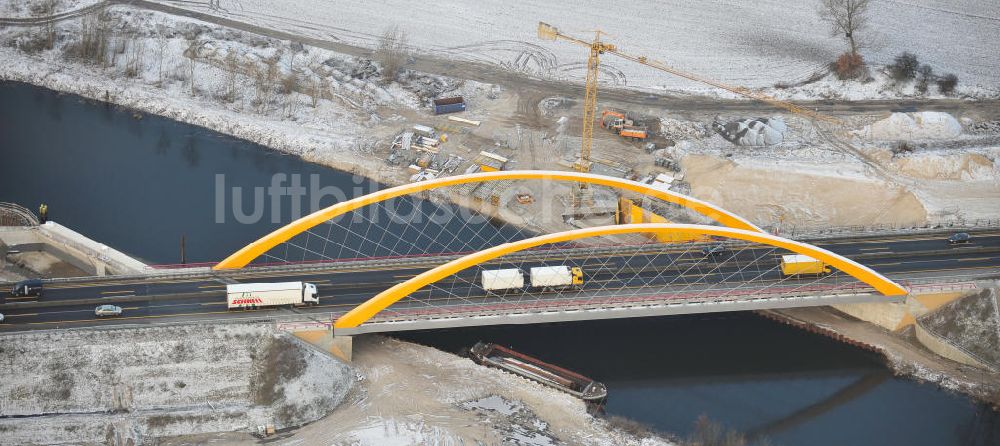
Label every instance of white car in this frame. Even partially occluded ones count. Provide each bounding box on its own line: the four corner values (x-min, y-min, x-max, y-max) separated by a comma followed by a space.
94, 305, 123, 317
0, 313, 5, 323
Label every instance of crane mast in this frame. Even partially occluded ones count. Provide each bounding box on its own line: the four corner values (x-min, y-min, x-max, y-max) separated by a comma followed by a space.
537, 21, 843, 173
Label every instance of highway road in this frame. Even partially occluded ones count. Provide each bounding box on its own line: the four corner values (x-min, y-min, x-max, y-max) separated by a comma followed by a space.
1, 230, 998, 330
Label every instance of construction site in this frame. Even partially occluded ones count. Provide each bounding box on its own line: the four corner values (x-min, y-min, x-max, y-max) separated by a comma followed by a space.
2, 1, 999, 445
3, 1, 998, 235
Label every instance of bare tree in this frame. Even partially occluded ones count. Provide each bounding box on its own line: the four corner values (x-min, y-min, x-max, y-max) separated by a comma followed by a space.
252, 52, 281, 113
183, 38, 200, 95
155, 36, 167, 84
71, 6, 112, 66
123, 31, 146, 78
31, 0, 58, 50
818, 0, 871, 57
374, 25, 408, 84
221, 50, 241, 102
280, 72, 299, 117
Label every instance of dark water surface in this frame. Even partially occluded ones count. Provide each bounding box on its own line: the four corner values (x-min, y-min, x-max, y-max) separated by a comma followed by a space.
0, 81, 524, 264
2, 81, 997, 445
396, 314, 1000, 445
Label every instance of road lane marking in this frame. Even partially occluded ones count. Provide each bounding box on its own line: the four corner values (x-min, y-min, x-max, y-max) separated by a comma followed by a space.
859, 247, 890, 251
957, 257, 992, 262
101, 290, 134, 295
16, 310, 234, 326
4, 313, 38, 317
198, 284, 227, 289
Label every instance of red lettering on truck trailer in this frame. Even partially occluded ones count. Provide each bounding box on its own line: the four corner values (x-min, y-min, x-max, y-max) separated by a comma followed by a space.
232, 297, 263, 305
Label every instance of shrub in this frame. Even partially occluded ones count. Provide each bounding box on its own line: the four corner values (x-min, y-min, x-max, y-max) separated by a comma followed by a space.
892, 141, 914, 156
937, 73, 959, 94
834, 52, 865, 80
889, 52, 920, 82
916, 64, 934, 93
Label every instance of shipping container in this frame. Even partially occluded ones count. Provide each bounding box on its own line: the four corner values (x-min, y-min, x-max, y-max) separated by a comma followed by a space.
433, 96, 466, 115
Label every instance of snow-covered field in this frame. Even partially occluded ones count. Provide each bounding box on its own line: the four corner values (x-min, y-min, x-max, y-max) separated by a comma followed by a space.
0, 0, 997, 231
0, 0, 98, 18
163, 335, 673, 446
0, 322, 353, 444
150, 0, 1000, 95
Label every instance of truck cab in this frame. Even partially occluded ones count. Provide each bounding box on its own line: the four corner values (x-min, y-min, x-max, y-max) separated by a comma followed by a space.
570, 267, 584, 286
304, 282, 319, 304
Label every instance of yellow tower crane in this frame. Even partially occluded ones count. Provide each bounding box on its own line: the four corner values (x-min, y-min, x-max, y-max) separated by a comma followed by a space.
537, 22, 844, 172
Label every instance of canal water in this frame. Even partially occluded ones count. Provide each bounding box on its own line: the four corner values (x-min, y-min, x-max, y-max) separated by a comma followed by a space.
2, 81, 997, 445
0, 81, 525, 264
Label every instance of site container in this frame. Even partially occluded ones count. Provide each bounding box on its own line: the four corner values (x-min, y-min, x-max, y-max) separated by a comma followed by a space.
433, 96, 466, 115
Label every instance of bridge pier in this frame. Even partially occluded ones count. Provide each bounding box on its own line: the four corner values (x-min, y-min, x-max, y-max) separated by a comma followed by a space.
290, 328, 353, 362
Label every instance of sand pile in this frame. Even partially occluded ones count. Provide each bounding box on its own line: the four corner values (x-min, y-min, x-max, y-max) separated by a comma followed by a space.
866, 112, 961, 140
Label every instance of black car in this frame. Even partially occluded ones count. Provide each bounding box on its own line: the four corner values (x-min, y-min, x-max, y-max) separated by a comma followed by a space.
11, 279, 43, 297
947, 232, 971, 245
702, 244, 729, 258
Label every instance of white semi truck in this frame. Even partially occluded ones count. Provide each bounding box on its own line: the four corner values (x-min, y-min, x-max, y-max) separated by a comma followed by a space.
481, 268, 525, 292
529, 266, 584, 289
226, 282, 318, 309
481, 266, 584, 292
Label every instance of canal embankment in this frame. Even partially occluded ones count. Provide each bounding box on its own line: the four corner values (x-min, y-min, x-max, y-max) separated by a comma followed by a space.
1, 220, 148, 279
762, 286, 1000, 406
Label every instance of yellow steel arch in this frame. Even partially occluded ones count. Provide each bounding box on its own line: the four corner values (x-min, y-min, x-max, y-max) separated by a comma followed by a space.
334, 223, 907, 329
214, 170, 764, 270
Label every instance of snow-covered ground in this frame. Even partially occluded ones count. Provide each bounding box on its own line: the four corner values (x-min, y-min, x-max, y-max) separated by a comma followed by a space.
0, 0, 98, 18
0, 322, 354, 444
0, 5, 470, 177
0, 0, 997, 231
161, 335, 673, 446
148, 0, 1000, 96
663, 112, 1000, 229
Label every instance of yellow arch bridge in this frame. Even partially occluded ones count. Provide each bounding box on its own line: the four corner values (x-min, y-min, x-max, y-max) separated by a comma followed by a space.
214, 171, 907, 333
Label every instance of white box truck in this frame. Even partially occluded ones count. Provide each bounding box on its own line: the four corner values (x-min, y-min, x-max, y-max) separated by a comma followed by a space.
482, 269, 524, 292
529, 266, 584, 289
780, 255, 831, 276
227, 282, 318, 309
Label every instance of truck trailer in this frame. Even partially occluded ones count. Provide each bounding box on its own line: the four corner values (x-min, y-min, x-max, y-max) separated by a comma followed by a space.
780, 255, 831, 276
432, 96, 466, 115
481, 268, 524, 292
226, 282, 318, 309
529, 266, 584, 289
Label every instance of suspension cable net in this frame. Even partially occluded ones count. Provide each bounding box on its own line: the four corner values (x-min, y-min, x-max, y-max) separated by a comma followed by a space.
249, 179, 697, 266
372, 235, 869, 323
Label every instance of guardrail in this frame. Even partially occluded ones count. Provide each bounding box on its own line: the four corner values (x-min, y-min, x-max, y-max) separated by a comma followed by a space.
346, 276, 999, 328
773, 220, 1000, 240
0, 202, 40, 227
4, 230, 999, 292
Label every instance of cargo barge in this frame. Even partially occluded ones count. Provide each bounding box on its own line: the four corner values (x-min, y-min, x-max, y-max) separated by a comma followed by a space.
470, 342, 607, 402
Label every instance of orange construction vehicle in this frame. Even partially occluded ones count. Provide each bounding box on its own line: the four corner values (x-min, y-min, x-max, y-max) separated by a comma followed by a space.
619, 126, 648, 141
600, 109, 626, 130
